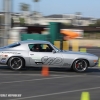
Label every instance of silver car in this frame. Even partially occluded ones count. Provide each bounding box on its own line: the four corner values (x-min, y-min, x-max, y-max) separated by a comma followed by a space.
0, 40, 99, 72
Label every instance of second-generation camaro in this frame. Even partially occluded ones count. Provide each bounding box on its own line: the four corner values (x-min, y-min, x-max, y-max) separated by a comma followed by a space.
0, 40, 98, 72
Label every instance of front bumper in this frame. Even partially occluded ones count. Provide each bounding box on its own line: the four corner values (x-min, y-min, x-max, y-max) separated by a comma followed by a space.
93, 62, 98, 67
91, 59, 99, 67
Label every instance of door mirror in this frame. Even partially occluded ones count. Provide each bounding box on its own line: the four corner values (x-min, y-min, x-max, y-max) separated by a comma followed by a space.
52, 50, 56, 53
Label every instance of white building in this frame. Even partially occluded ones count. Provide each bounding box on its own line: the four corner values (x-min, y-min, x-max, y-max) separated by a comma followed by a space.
0, 12, 97, 26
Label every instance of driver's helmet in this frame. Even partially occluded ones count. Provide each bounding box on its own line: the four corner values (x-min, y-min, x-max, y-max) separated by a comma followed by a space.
34, 44, 42, 50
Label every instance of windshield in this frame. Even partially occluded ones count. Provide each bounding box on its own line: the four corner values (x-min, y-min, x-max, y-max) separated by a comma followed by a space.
53, 45, 61, 51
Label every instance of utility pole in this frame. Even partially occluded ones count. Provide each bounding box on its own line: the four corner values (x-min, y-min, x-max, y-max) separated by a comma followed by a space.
3, 0, 12, 46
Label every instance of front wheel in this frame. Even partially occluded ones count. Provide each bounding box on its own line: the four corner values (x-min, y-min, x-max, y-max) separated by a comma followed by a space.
8, 57, 24, 71
72, 59, 88, 72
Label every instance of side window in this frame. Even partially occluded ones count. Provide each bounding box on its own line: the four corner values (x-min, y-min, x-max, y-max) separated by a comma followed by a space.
28, 44, 54, 52
42, 44, 54, 52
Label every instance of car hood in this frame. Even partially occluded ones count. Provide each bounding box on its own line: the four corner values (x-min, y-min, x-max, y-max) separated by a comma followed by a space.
61, 50, 97, 56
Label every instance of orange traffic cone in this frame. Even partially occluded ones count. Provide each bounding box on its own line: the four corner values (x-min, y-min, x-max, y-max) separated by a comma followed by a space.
41, 65, 49, 77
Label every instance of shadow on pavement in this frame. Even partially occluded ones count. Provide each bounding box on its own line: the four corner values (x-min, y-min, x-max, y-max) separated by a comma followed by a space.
0, 66, 100, 75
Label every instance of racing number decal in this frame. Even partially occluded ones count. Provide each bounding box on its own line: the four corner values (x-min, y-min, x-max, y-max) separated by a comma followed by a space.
41, 56, 63, 65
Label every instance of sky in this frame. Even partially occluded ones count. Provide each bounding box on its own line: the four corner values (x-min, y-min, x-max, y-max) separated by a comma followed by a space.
0, 0, 100, 18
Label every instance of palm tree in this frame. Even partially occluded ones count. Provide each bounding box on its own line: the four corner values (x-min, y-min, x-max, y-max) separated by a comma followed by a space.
33, 0, 40, 12
32, 0, 40, 24
33, 0, 40, 2
20, 3, 30, 11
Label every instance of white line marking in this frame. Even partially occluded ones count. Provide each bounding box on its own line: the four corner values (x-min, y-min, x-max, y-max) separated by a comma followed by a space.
10, 86, 100, 100
0, 75, 82, 85
87, 75, 100, 77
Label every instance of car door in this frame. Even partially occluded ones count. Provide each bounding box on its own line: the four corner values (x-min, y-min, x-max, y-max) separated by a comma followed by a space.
29, 43, 64, 67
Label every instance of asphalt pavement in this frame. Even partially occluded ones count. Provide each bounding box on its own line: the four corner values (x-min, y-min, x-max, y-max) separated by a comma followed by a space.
0, 47, 99, 100
0, 66, 100, 100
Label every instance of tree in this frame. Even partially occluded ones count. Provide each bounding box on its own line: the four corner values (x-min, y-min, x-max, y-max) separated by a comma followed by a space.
19, 17, 25, 26
0, 15, 4, 25
89, 19, 100, 26
62, 22, 73, 26
95, 19, 100, 26
33, 0, 40, 11
20, 3, 30, 11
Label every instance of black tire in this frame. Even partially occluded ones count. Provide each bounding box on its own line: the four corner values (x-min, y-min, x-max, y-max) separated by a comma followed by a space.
72, 59, 88, 73
8, 57, 24, 71
69, 67, 74, 72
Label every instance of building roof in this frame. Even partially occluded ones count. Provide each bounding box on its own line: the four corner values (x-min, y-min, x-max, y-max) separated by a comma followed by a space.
45, 14, 63, 18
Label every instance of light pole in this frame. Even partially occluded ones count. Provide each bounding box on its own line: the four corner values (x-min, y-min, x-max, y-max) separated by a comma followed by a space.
3, 0, 12, 46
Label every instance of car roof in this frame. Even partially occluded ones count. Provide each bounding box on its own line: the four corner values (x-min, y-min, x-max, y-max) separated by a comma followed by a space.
19, 40, 50, 44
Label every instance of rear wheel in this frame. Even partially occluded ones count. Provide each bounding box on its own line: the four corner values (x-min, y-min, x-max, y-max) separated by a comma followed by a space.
8, 57, 24, 71
72, 59, 88, 72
